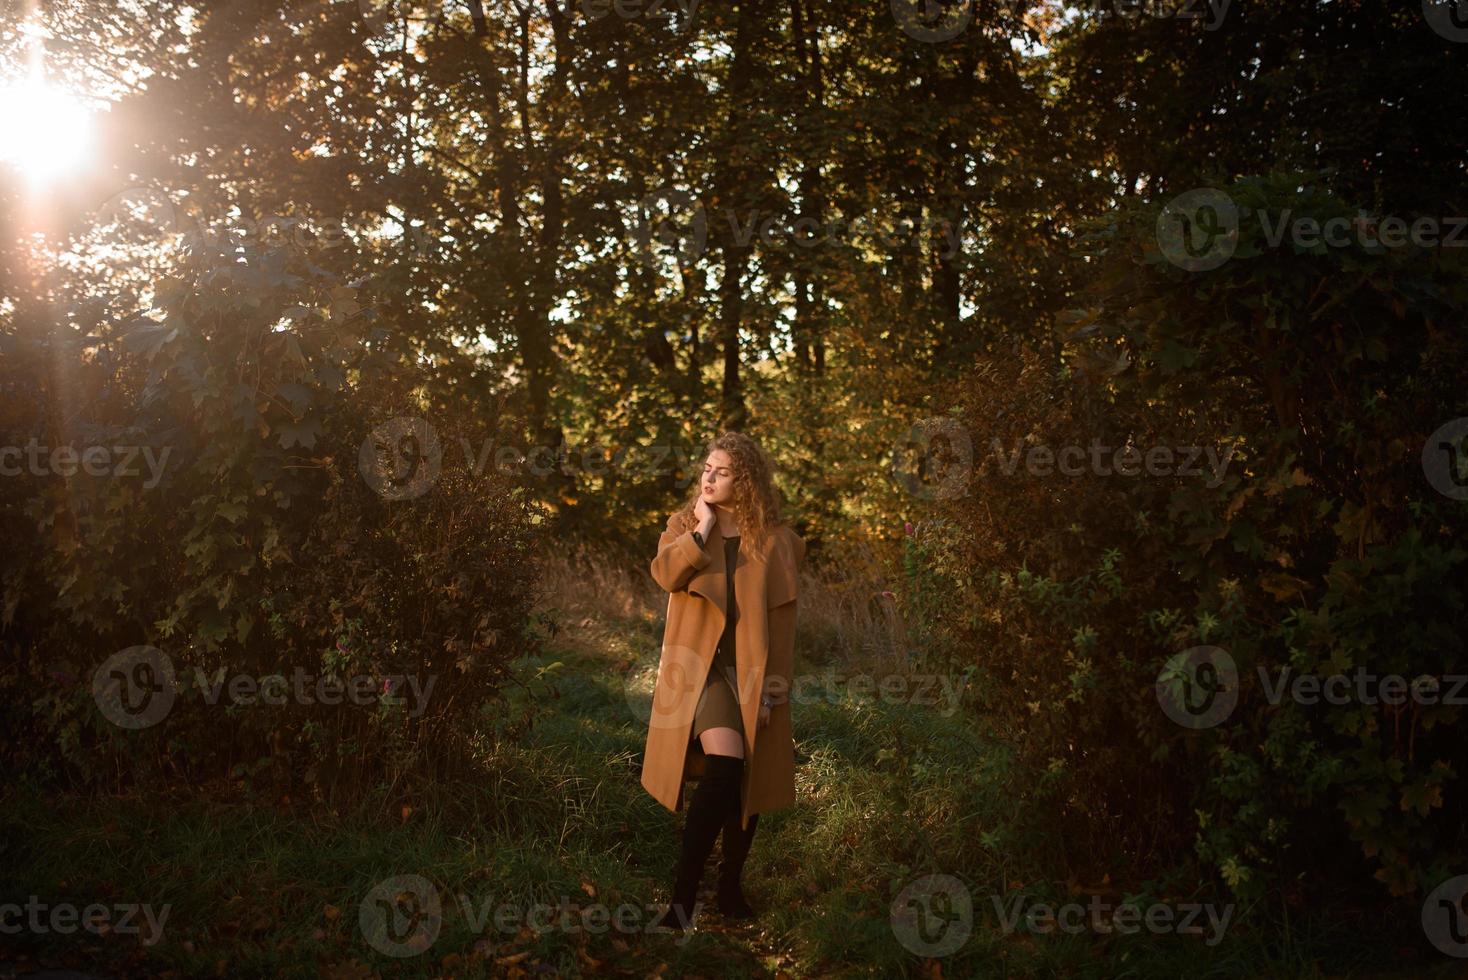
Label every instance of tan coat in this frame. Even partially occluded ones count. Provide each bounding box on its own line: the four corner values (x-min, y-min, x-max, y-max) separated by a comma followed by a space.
641, 513, 805, 831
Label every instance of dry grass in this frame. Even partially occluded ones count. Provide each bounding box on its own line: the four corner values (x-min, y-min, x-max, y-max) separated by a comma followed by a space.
533, 538, 911, 676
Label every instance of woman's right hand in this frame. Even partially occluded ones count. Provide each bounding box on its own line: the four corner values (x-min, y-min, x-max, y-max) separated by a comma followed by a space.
693, 496, 715, 536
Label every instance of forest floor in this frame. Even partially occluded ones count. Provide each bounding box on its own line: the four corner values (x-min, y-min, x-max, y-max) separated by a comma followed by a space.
0, 563, 1451, 978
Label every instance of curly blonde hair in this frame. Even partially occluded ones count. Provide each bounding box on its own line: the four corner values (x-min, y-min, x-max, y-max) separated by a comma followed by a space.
671, 431, 785, 557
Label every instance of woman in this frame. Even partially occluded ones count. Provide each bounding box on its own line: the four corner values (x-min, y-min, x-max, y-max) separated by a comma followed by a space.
643, 431, 805, 933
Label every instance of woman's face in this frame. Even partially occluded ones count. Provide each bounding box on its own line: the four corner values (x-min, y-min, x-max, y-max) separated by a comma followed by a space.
701, 450, 736, 507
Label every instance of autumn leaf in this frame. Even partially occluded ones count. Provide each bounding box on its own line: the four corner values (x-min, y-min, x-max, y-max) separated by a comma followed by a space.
1259, 573, 1310, 602
1401, 780, 1444, 816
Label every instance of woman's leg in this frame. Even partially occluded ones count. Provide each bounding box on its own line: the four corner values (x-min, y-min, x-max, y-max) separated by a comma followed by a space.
696, 723, 759, 917
717, 809, 759, 918
653, 672, 748, 932
650, 747, 744, 932
698, 725, 743, 759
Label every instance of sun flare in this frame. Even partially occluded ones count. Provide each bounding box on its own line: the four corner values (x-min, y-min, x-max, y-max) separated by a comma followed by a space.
0, 76, 95, 185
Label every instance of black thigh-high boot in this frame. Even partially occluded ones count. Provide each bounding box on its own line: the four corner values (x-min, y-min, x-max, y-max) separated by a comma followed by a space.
716, 807, 759, 918
650, 753, 744, 932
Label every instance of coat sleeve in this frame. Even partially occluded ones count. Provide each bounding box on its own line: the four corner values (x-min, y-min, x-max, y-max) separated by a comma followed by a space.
650, 513, 710, 593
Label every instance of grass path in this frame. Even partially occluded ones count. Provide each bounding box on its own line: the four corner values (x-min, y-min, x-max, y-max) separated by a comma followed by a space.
0, 593, 1448, 977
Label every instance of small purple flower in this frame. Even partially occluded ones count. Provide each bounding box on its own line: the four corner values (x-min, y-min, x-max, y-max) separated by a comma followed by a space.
381, 678, 395, 694
881, 590, 896, 600
903, 522, 914, 537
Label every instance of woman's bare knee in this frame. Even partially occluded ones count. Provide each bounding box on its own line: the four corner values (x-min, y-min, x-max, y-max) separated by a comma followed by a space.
699, 727, 744, 759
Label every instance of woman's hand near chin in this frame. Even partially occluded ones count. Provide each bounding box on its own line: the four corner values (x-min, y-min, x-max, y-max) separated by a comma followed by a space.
693, 495, 715, 537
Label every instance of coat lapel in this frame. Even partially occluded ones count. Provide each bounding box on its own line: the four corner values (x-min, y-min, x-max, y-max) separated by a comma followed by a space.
687, 524, 786, 618
687, 521, 727, 617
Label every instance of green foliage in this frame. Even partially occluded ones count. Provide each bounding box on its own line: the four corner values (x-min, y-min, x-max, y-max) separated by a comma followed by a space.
923, 174, 1468, 905
0, 239, 544, 802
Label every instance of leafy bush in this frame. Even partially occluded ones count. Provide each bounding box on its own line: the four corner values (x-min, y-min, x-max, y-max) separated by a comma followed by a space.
1, 236, 543, 802
918, 173, 1468, 904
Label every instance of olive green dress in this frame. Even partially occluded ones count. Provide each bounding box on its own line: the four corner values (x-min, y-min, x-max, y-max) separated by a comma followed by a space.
691, 534, 744, 738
